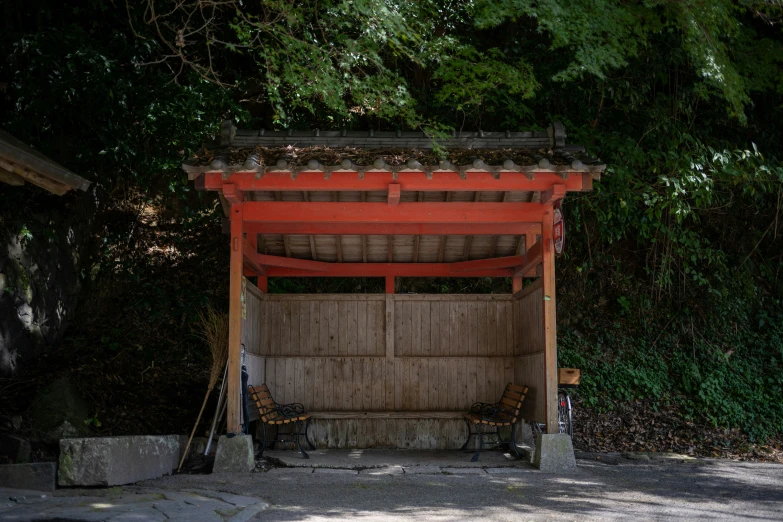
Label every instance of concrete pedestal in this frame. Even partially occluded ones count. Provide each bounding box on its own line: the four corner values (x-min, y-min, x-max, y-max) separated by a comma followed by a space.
534, 434, 577, 473
213, 435, 255, 473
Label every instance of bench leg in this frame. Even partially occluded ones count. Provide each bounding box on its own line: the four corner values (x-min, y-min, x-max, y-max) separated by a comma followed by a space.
304, 419, 316, 450
295, 420, 310, 459
460, 419, 473, 451
508, 422, 521, 458
259, 423, 268, 457
471, 428, 484, 462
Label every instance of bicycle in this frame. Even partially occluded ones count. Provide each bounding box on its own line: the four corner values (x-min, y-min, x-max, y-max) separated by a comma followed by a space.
557, 368, 580, 438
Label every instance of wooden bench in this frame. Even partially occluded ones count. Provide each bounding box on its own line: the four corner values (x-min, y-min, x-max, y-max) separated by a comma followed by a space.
462, 383, 528, 461
248, 384, 315, 459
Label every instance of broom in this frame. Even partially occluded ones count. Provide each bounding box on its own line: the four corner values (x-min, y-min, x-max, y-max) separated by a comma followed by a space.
178, 307, 229, 472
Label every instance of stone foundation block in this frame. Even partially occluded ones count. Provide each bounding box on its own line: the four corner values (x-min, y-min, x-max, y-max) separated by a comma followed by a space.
0, 462, 56, 491
58, 435, 181, 486
213, 435, 254, 473
534, 434, 577, 473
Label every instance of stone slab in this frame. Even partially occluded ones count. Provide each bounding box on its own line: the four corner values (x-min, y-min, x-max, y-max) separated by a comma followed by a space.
58, 435, 181, 486
401, 465, 443, 474
213, 435, 254, 473
485, 467, 533, 474
359, 465, 404, 475
534, 434, 577, 473
269, 467, 315, 474
0, 462, 56, 492
313, 468, 358, 475
0, 486, 266, 522
441, 468, 486, 474
265, 449, 517, 469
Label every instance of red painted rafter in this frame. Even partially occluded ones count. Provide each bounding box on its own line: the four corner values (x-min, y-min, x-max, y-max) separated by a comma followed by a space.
243, 222, 542, 236
200, 171, 586, 192
513, 240, 543, 278
258, 263, 517, 278
449, 255, 527, 273
242, 202, 547, 226
242, 243, 330, 272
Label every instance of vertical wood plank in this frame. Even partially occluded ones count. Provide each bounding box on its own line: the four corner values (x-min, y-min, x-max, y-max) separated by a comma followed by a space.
449, 302, 459, 357
448, 358, 458, 410
386, 295, 395, 360
358, 301, 368, 357
429, 358, 439, 410
467, 357, 477, 406
430, 301, 440, 358
310, 302, 320, 355
421, 302, 431, 357
332, 358, 342, 410
284, 358, 295, 405
411, 358, 421, 410
411, 301, 421, 357
314, 358, 324, 411
490, 301, 499, 356
319, 302, 329, 356
298, 302, 309, 356
438, 358, 449, 411
385, 359, 395, 409
476, 357, 487, 404
372, 358, 383, 411
294, 358, 304, 403
338, 302, 348, 356
353, 357, 363, 410
328, 302, 339, 356
505, 301, 514, 356
469, 301, 478, 357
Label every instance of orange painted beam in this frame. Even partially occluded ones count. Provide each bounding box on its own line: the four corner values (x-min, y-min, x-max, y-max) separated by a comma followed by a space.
449, 255, 527, 273
243, 246, 330, 272
385, 276, 395, 293
541, 183, 566, 204
512, 240, 543, 278
223, 184, 243, 204
263, 263, 515, 278
201, 171, 586, 192
388, 183, 401, 206
242, 202, 547, 226
243, 222, 541, 236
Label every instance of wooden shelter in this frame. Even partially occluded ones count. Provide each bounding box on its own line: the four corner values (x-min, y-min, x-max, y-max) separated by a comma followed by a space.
185, 121, 604, 448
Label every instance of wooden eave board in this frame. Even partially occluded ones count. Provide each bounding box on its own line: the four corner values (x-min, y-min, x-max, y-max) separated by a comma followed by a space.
0, 129, 91, 192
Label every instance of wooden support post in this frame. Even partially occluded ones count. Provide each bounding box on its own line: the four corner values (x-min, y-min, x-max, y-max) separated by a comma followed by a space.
385, 276, 395, 294
512, 277, 523, 293
541, 209, 558, 434
227, 201, 244, 434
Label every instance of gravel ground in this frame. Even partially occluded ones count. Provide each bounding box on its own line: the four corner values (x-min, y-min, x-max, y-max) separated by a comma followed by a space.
139, 457, 783, 521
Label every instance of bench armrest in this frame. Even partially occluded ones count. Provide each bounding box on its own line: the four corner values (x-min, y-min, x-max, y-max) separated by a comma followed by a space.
275, 402, 307, 418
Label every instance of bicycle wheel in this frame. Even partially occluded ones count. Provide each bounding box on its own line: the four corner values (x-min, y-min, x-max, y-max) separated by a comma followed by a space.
557, 390, 573, 438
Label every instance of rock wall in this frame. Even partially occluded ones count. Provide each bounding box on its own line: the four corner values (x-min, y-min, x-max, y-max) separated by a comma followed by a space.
0, 188, 97, 376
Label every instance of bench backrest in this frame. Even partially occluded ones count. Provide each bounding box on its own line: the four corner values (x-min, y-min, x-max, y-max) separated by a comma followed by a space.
248, 384, 278, 423
499, 383, 528, 423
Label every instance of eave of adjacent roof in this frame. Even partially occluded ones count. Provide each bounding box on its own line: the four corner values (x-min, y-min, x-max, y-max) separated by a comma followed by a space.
0, 129, 91, 194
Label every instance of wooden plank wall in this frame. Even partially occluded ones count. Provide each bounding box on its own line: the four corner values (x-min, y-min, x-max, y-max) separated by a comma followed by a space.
514, 279, 546, 423
241, 279, 266, 386
251, 294, 518, 449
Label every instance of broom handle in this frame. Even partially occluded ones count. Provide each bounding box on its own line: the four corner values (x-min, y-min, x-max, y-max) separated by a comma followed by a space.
205, 363, 228, 456
178, 390, 210, 472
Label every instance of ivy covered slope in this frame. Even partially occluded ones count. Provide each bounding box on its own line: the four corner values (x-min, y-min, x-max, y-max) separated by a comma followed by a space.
1, 0, 782, 456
